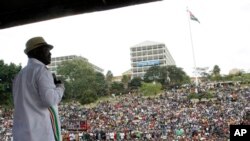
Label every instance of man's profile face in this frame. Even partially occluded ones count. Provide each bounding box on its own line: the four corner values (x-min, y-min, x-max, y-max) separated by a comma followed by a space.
38, 46, 52, 65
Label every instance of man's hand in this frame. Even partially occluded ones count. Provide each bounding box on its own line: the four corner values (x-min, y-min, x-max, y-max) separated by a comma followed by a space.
52, 73, 62, 84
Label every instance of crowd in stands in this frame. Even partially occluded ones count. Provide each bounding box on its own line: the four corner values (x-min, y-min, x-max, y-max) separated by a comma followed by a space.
1, 83, 250, 141
0, 107, 13, 140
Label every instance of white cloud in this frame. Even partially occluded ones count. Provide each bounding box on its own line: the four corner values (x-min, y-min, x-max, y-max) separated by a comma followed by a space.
0, 0, 249, 76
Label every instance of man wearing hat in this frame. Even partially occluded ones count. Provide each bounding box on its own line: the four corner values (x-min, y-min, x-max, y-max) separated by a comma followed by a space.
12, 37, 65, 141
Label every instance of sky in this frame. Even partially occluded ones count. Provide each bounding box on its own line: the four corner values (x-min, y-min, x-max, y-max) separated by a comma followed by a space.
0, 0, 250, 77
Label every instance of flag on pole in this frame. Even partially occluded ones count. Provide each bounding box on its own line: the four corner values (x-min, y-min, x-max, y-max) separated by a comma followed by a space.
188, 10, 200, 23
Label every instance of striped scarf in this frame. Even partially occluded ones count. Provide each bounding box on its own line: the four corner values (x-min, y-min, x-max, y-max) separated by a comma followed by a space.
49, 106, 61, 141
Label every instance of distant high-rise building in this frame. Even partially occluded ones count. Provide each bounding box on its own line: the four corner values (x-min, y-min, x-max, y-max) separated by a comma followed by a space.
130, 41, 175, 79
48, 55, 104, 75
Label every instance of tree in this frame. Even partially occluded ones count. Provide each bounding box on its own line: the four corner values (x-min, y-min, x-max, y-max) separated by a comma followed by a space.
95, 72, 108, 96
159, 66, 170, 87
0, 60, 22, 106
105, 70, 113, 93
212, 65, 221, 76
196, 67, 210, 82
223, 72, 250, 83
144, 65, 190, 89
121, 75, 130, 90
162, 65, 190, 88
110, 82, 124, 95
57, 58, 98, 104
128, 77, 142, 90
143, 66, 161, 83
212, 65, 221, 81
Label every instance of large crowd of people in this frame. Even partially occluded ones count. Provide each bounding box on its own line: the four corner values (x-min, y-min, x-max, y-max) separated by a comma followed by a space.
1, 83, 250, 141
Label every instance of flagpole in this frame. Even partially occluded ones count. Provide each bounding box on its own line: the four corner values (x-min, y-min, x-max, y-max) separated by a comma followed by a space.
187, 7, 199, 93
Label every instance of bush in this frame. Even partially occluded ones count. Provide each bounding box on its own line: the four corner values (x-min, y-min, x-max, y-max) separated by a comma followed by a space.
139, 82, 162, 96
79, 90, 98, 105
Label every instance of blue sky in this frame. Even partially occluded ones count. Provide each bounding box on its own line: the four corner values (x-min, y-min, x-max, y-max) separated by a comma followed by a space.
0, 0, 250, 76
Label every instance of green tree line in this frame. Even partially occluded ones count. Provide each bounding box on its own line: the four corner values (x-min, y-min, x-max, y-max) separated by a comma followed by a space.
0, 60, 21, 107
2, 58, 249, 106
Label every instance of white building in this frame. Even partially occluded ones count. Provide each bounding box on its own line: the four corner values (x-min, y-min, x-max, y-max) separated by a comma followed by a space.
130, 41, 175, 79
47, 55, 104, 75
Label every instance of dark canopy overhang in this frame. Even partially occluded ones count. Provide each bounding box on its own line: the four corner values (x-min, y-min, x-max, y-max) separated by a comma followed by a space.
0, 0, 161, 29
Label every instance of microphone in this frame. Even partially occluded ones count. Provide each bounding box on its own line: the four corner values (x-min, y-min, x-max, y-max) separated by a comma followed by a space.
52, 73, 62, 84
